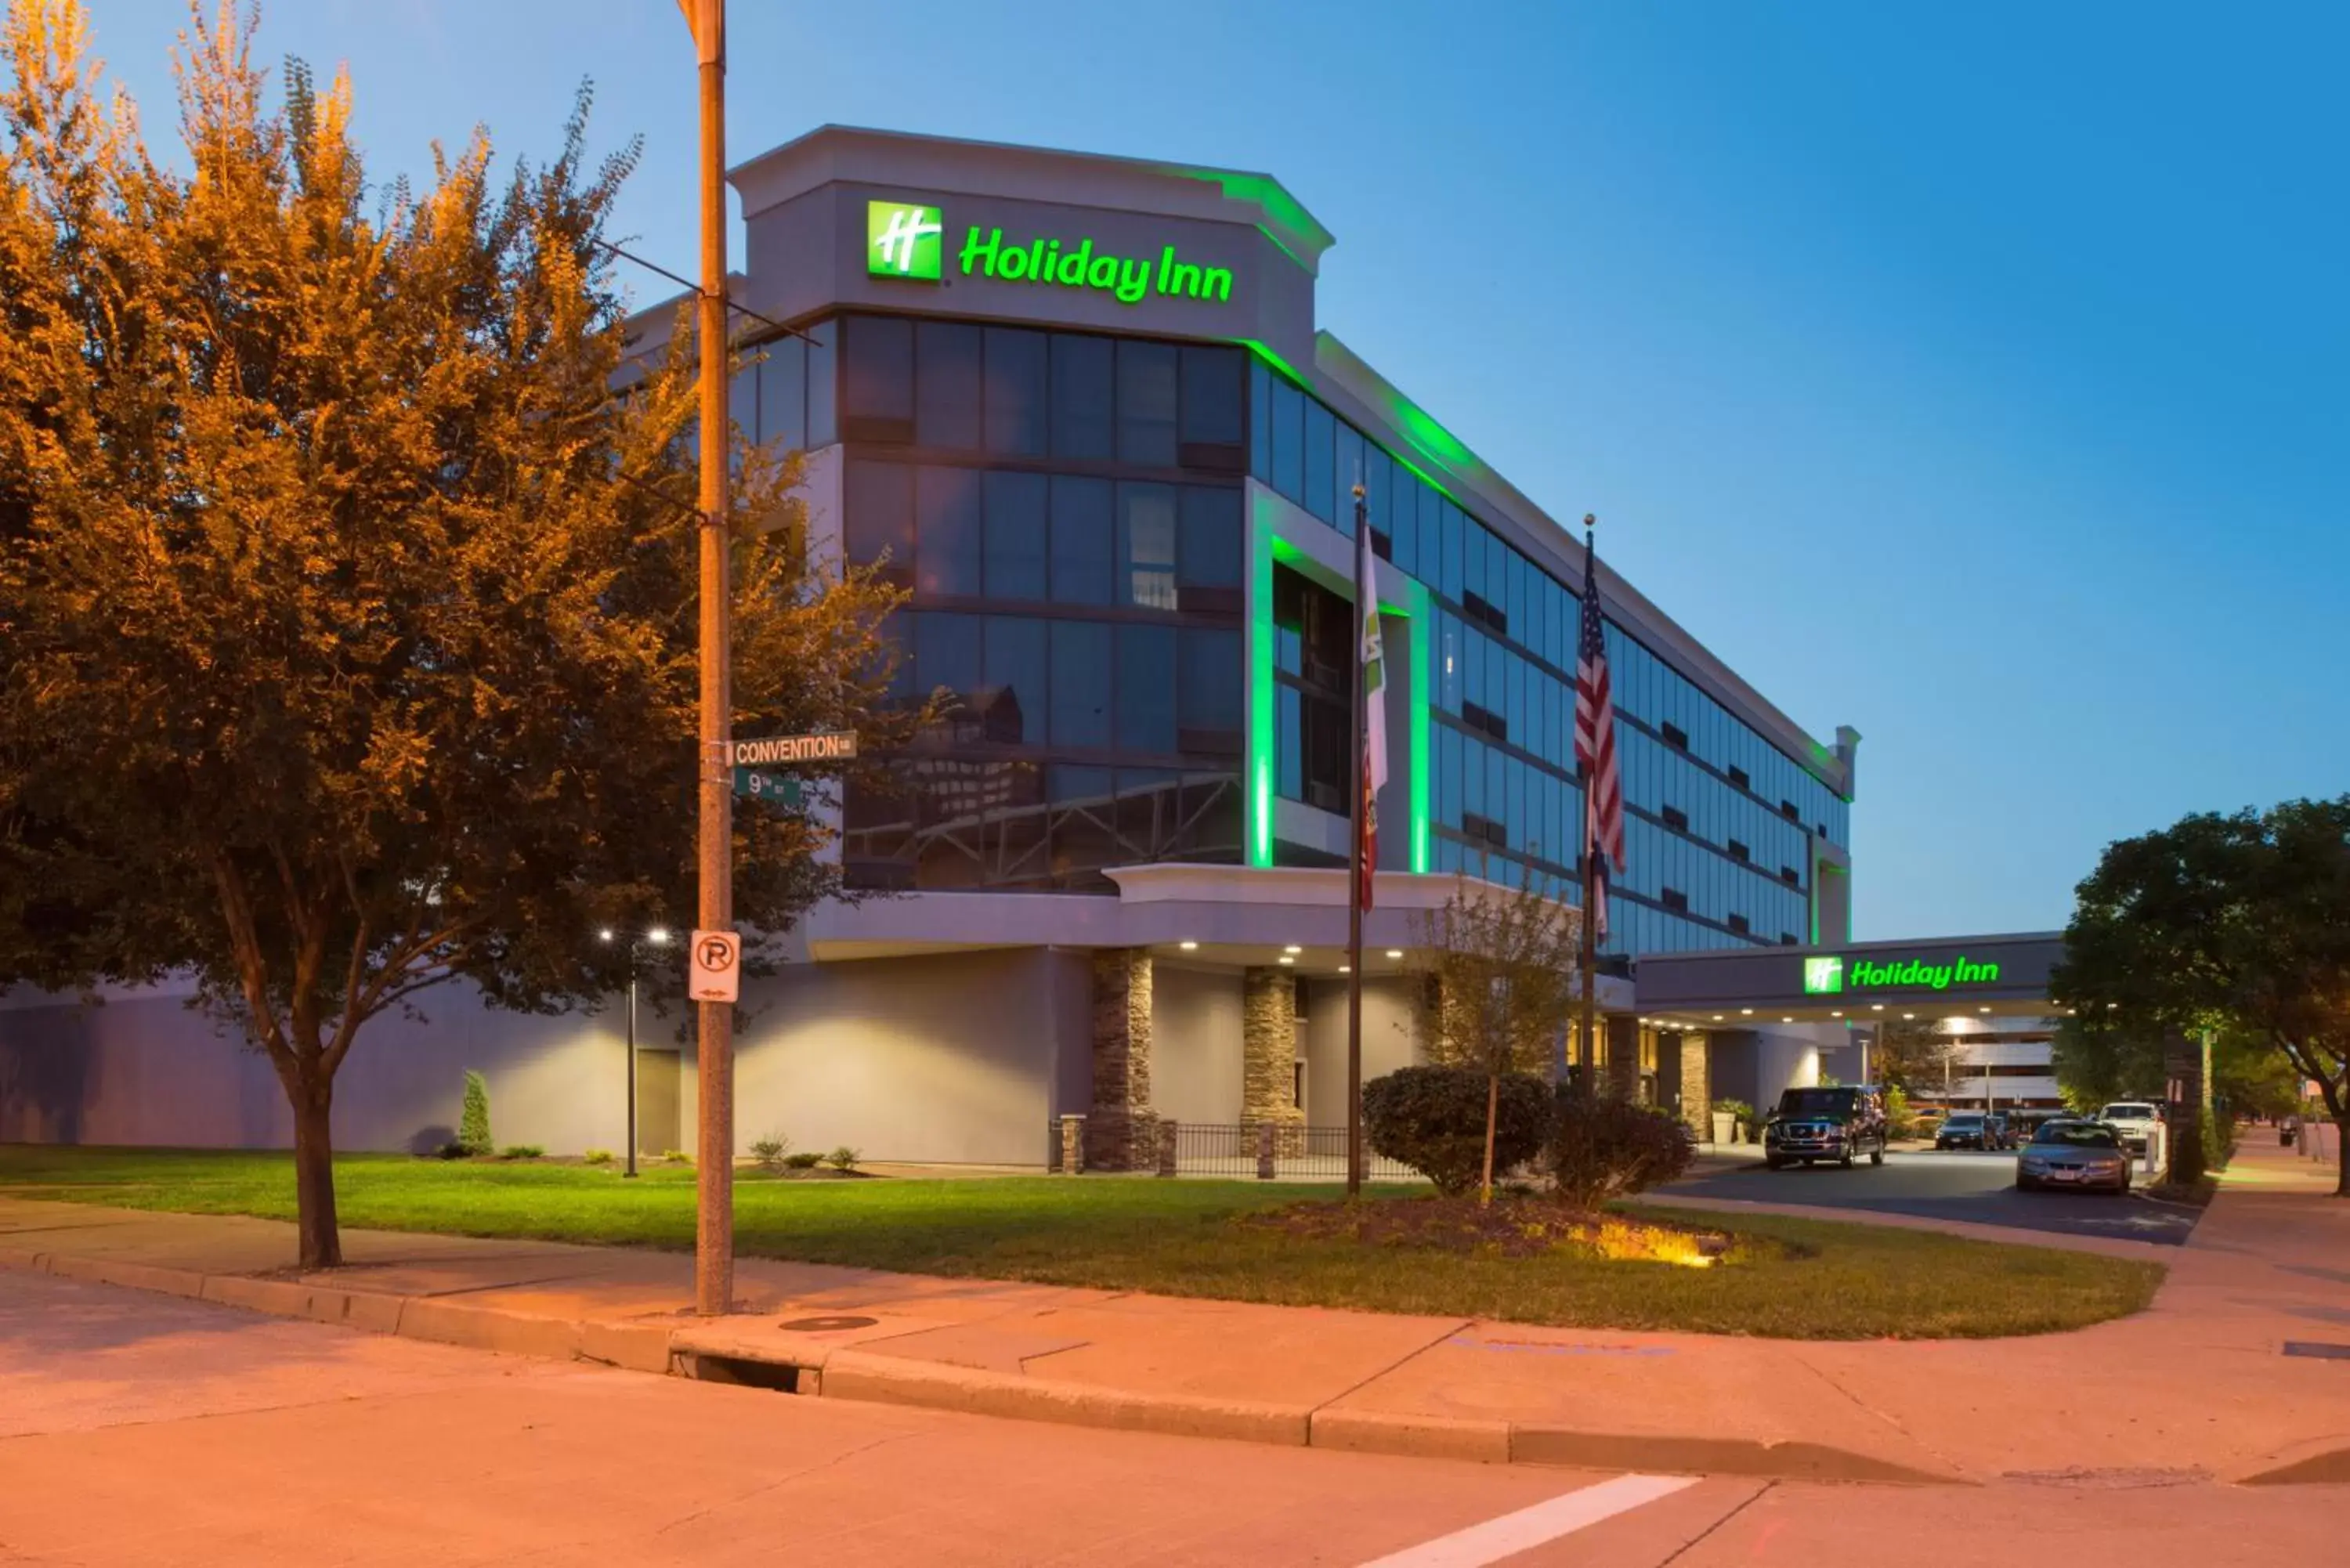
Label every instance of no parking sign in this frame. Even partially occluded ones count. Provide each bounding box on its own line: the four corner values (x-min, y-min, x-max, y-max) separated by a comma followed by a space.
689, 929, 739, 1003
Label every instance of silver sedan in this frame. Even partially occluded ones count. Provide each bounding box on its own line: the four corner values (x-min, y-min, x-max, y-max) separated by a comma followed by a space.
2015, 1122, 2133, 1194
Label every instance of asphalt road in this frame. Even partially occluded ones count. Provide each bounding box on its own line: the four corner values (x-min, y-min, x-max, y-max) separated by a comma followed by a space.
5, 1269, 2338, 1566
1667, 1147, 2204, 1245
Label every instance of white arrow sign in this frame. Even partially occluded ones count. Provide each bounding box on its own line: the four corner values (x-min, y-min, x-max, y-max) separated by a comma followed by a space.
688, 929, 740, 1003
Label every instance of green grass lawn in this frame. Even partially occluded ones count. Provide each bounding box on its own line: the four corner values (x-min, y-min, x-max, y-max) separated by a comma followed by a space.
0, 1146, 2164, 1340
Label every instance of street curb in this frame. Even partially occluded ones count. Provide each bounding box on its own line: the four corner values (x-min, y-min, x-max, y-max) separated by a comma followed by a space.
0, 1248, 1999, 1485
817, 1348, 1314, 1447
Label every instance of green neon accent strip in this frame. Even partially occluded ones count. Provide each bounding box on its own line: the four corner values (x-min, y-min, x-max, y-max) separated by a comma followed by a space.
1239, 338, 1311, 391
1154, 165, 1331, 274
1408, 578, 1433, 874
1247, 522, 1278, 868
866, 201, 942, 280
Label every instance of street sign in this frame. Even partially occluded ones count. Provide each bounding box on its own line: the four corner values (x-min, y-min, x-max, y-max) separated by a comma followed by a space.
688, 929, 740, 1003
731, 767, 802, 806
732, 732, 857, 767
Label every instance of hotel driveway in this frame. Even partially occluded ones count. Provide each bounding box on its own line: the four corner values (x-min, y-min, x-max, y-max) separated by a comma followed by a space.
1661, 1147, 2202, 1245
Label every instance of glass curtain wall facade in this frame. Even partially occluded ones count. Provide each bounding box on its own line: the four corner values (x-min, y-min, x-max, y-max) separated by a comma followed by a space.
1248, 361, 1850, 957
735, 313, 1249, 891
730, 309, 1851, 952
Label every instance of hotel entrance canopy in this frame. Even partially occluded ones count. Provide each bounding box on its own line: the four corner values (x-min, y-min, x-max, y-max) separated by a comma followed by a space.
1635, 932, 2066, 1029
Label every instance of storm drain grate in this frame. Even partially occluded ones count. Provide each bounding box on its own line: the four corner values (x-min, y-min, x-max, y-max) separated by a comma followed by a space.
2283, 1341, 2350, 1360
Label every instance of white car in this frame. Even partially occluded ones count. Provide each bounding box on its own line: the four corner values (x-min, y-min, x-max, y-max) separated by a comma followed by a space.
2096, 1101, 2163, 1154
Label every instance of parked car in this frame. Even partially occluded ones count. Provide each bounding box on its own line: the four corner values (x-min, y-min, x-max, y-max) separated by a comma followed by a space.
2016, 1121, 2133, 1194
2095, 1101, 2164, 1154
1762, 1085, 1889, 1170
1935, 1111, 1999, 1151
1984, 1113, 2015, 1151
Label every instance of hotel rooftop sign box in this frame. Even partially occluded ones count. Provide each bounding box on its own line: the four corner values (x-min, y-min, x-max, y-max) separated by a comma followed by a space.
866, 198, 1237, 306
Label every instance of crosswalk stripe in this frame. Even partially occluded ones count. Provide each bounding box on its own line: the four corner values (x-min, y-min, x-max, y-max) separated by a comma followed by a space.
1352, 1473, 1697, 1568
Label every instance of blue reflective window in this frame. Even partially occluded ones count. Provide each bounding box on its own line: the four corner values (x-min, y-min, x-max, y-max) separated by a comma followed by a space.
1050, 621, 1113, 746
1049, 476, 1113, 604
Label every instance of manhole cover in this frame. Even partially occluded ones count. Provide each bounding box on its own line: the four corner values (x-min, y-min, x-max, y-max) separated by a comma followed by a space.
2283, 1341, 2350, 1360
778, 1314, 878, 1332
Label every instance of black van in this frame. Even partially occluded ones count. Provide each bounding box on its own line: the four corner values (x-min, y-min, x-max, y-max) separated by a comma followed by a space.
1762, 1085, 1890, 1170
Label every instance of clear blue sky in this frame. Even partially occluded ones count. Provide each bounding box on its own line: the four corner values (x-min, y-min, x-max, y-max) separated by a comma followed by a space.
75, 1, 2349, 940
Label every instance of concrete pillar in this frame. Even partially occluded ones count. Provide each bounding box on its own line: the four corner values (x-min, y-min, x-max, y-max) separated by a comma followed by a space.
1242, 966, 1305, 1154
1606, 1014, 1641, 1100
1678, 1031, 1711, 1136
1058, 1114, 1085, 1174
1087, 948, 1155, 1171
1155, 1119, 1179, 1177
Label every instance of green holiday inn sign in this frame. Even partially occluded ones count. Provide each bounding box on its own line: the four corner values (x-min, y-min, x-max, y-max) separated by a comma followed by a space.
1802, 954, 2003, 995
867, 199, 1235, 305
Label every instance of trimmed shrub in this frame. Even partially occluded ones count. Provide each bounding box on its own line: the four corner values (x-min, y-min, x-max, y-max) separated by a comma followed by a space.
1550, 1081, 1694, 1210
582, 1147, 614, 1165
750, 1133, 790, 1172
1362, 1065, 1549, 1197
457, 1070, 493, 1156
783, 1151, 823, 1169
497, 1144, 544, 1160
826, 1146, 862, 1172
661, 1148, 692, 1165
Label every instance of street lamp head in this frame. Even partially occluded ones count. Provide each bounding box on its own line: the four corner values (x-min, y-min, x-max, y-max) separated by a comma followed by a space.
597, 928, 615, 944
647, 927, 672, 946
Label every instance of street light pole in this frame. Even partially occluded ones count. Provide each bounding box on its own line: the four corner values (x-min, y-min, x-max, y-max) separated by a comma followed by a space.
680, 0, 735, 1319
624, 962, 638, 1179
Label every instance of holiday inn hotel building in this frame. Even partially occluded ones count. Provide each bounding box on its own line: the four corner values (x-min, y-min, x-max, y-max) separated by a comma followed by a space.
0, 128, 1861, 1168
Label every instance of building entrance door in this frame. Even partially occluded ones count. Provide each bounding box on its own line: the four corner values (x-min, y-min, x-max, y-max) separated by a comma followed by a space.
634, 1049, 681, 1158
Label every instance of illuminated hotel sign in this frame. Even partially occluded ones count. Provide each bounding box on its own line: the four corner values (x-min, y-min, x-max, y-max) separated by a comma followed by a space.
1802, 955, 2002, 995
866, 198, 1235, 306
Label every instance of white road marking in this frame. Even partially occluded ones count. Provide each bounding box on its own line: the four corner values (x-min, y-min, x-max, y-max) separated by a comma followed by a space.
1353, 1473, 1697, 1567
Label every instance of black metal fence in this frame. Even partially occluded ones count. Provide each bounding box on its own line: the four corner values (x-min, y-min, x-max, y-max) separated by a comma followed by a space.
1048, 1118, 1419, 1182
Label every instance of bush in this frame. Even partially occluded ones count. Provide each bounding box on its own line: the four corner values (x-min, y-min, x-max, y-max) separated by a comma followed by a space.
1362, 1065, 1549, 1197
783, 1151, 823, 1169
457, 1069, 493, 1156
750, 1133, 790, 1172
1885, 1086, 1917, 1140
1711, 1098, 1753, 1125
661, 1148, 692, 1165
1549, 1081, 1694, 1209
497, 1144, 544, 1160
826, 1146, 862, 1172
582, 1147, 614, 1165
434, 1141, 468, 1160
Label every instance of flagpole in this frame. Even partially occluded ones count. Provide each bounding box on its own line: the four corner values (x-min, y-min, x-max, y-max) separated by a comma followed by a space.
1346, 480, 1368, 1199
1578, 515, 1599, 1089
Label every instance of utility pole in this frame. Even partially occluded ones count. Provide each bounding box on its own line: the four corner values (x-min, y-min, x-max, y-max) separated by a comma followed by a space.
681, 0, 734, 1317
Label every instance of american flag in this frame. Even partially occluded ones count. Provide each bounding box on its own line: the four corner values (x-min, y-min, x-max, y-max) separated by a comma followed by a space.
1574, 528, 1625, 939
1355, 490, 1387, 910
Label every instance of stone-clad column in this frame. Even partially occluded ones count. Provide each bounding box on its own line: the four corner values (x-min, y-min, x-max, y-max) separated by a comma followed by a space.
1606, 1014, 1643, 1100
1678, 1031, 1711, 1135
1088, 949, 1155, 1171
1242, 967, 1305, 1154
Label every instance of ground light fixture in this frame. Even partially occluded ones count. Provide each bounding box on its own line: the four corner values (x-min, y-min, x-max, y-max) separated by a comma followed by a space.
1338, 964, 1351, 974
1903, 1013, 1916, 1020
1712, 1013, 1724, 1021
1385, 948, 1404, 959
597, 926, 674, 1179
1178, 940, 1198, 951
1871, 1003, 1885, 1011
1741, 1008, 1754, 1016
1282, 945, 1301, 954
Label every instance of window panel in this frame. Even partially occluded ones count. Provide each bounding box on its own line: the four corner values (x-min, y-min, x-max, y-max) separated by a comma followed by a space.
1050, 334, 1114, 459
982, 471, 1048, 599
1269, 375, 1303, 501
1178, 486, 1242, 588
1177, 627, 1242, 735
1048, 475, 1113, 604
913, 465, 982, 596
804, 319, 837, 446
916, 610, 980, 705
1248, 360, 1272, 483
844, 459, 913, 569
981, 616, 1047, 744
1050, 621, 1113, 746
756, 334, 806, 451
1115, 339, 1180, 466
1303, 397, 1336, 523
1116, 482, 1179, 609
1116, 623, 1177, 752
914, 321, 982, 450
842, 315, 913, 433
982, 327, 1048, 457
1333, 422, 1364, 535
1178, 345, 1244, 451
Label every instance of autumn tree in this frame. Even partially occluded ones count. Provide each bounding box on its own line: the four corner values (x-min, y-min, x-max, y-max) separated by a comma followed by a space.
0, 1, 913, 1264
2050, 799, 2350, 1194
1869, 1016, 1963, 1098
1410, 865, 1581, 1205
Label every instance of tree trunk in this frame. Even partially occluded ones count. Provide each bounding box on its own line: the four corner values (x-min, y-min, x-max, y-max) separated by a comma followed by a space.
290, 1074, 342, 1269
2337, 1115, 2350, 1198
1480, 1071, 1499, 1207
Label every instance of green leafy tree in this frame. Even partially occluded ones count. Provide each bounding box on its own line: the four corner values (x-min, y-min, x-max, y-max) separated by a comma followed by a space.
1411, 865, 1581, 1205
0, 2, 913, 1264
2052, 799, 2350, 1194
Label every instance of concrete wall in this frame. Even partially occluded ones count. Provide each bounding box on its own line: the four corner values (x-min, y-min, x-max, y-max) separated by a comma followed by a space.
0, 981, 627, 1156
1150, 963, 1244, 1126
1300, 977, 1421, 1125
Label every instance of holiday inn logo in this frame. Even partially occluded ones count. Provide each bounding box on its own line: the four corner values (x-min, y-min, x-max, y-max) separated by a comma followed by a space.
1802, 952, 2003, 993
868, 201, 943, 281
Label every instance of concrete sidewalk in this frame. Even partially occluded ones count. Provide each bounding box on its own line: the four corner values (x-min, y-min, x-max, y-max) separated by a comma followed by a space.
5, 1142, 2348, 1487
